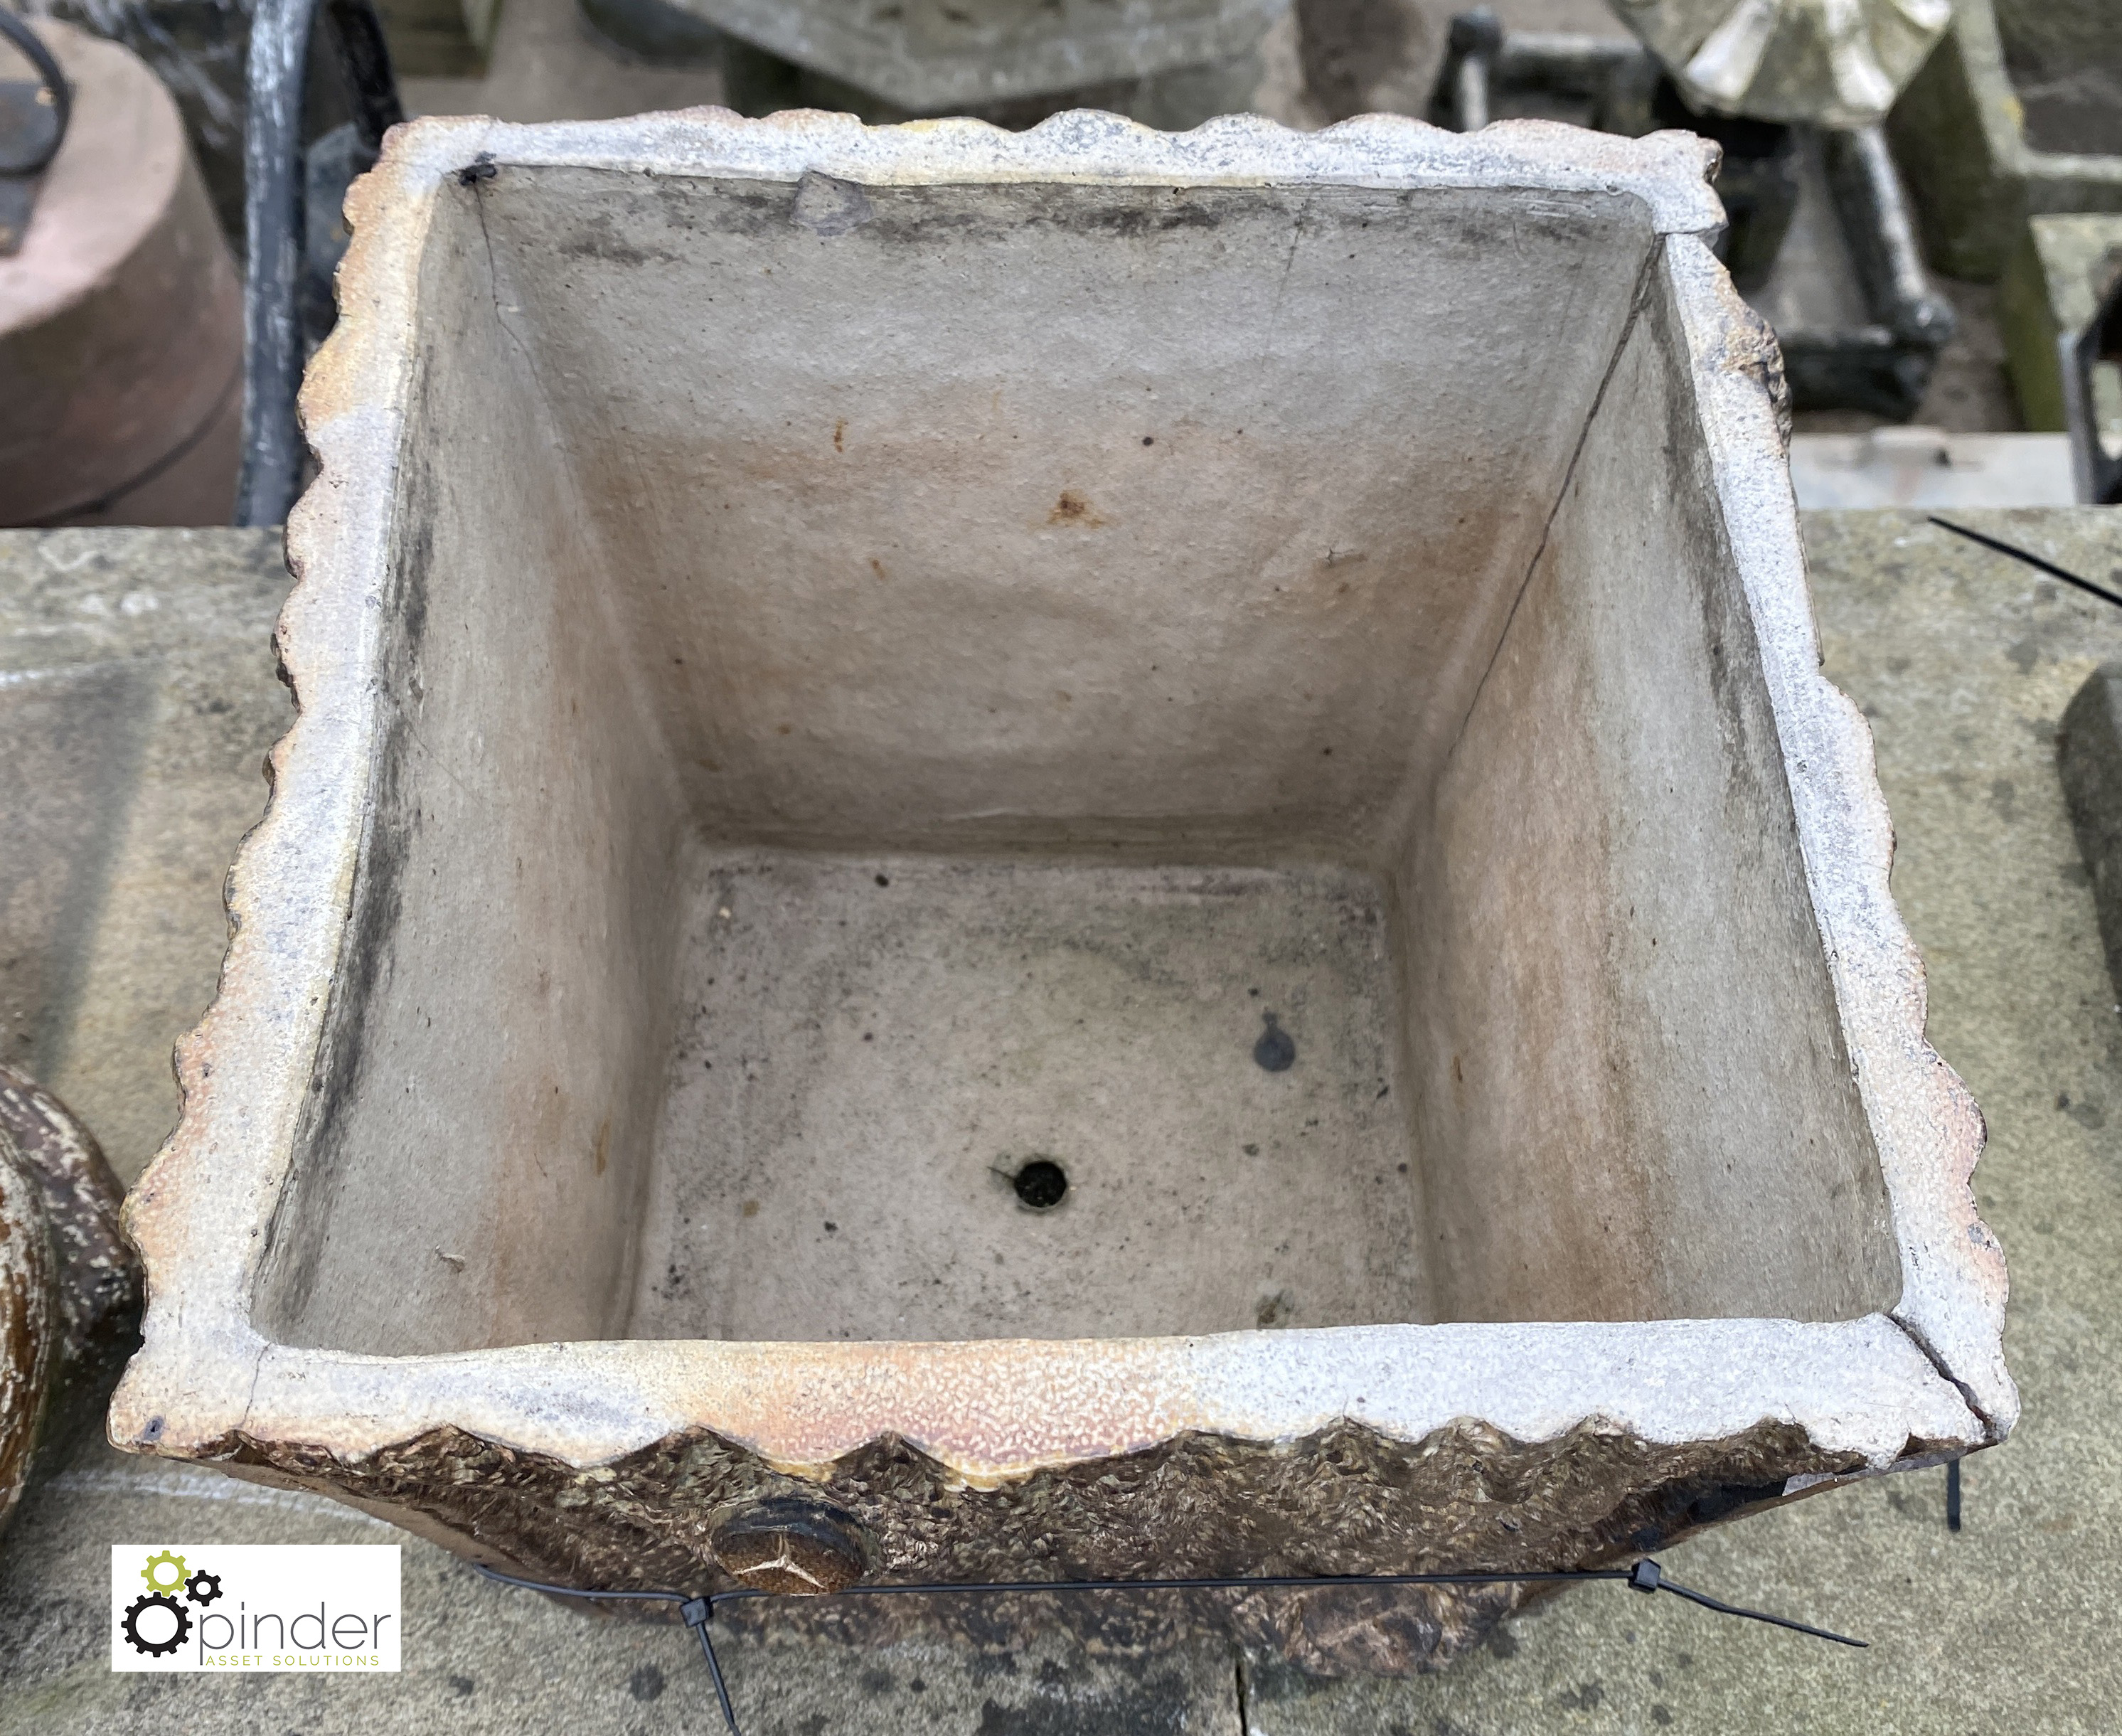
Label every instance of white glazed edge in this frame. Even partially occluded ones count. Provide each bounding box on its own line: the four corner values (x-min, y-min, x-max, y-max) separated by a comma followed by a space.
111, 108, 2003, 1485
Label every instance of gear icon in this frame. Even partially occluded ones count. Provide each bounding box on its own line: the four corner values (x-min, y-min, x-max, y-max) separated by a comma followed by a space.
122, 1591, 192, 1656
140, 1550, 188, 1595
184, 1570, 223, 1607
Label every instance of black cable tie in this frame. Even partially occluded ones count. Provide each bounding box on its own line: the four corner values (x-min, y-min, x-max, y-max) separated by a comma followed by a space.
683, 1597, 740, 1735
471, 1553, 1864, 1735
1649, 1574, 1867, 1650
1929, 515, 2122, 612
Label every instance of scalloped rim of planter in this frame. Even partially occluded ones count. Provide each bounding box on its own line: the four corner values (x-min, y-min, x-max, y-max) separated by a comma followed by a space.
111, 109, 2013, 1493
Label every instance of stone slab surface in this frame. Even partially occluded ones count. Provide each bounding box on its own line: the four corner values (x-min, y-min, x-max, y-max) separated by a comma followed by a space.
3, 510, 2121, 1730
0, 528, 289, 1188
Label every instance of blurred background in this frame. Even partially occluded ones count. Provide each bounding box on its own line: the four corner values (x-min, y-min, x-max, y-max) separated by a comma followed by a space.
2, 0, 2119, 525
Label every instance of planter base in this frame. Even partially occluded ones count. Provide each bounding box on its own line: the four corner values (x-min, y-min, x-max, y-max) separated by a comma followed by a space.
635, 853, 1416, 1346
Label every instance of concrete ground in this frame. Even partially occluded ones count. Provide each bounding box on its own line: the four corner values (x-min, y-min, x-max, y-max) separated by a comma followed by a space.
2, 507, 2119, 1730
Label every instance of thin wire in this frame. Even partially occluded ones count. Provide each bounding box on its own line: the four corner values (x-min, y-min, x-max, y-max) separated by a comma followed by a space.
471, 1564, 686, 1604
738, 1567, 1629, 1602
1929, 516, 2122, 611
471, 1555, 1864, 1736
1650, 1576, 1866, 1649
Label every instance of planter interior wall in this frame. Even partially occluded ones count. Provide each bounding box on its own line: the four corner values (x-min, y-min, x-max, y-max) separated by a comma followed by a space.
113, 112, 2014, 1672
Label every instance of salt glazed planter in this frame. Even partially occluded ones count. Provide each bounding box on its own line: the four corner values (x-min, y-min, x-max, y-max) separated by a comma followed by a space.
112, 108, 2015, 1673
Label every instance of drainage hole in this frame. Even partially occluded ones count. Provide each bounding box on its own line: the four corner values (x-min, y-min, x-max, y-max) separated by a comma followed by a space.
1254, 1013, 1296, 1072
1013, 1159, 1068, 1210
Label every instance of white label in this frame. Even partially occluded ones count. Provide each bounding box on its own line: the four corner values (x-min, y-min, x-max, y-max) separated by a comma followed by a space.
112, 1545, 402, 1672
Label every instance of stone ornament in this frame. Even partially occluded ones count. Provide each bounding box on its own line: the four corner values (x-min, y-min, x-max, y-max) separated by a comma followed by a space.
0, 1131, 54, 1540
0, 1066, 140, 1540
1611, 0, 1953, 127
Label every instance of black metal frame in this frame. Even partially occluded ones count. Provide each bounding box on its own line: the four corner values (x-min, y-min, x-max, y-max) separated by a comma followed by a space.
0, 8, 72, 257
0, 9, 70, 168
236, 0, 403, 528
2069, 266, 2122, 506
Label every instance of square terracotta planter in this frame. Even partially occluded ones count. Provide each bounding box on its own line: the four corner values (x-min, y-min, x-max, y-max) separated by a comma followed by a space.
113, 110, 2014, 1673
